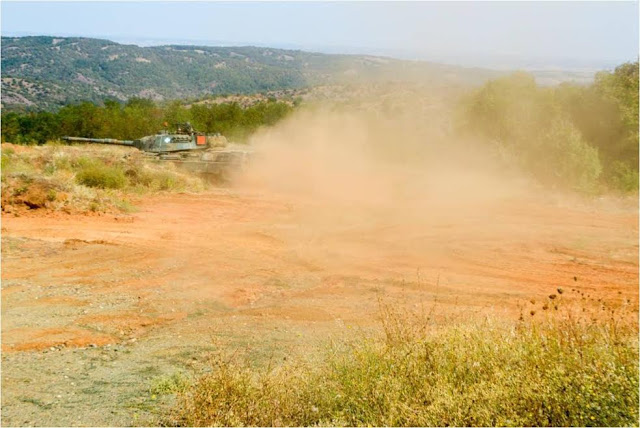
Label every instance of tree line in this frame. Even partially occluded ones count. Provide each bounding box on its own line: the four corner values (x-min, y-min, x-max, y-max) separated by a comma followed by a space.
1, 98, 294, 144
458, 61, 638, 192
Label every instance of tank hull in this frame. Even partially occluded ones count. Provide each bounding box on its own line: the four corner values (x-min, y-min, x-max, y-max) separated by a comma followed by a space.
168, 150, 250, 182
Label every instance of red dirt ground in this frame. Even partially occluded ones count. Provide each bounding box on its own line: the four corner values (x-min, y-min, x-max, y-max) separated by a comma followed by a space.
3, 189, 638, 353
2, 186, 638, 426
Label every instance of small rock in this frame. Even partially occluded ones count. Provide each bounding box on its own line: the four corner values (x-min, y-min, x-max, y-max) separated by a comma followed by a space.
50, 347, 56, 351
89, 344, 97, 348
557, 287, 564, 295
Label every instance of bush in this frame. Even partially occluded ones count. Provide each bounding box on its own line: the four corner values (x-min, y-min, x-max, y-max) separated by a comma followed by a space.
168, 308, 638, 427
531, 119, 602, 193
75, 160, 126, 189
606, 160, 639, 193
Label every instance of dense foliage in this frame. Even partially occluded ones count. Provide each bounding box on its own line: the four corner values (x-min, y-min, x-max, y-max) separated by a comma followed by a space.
1, 98, 294, 144
459, 61, 639, 192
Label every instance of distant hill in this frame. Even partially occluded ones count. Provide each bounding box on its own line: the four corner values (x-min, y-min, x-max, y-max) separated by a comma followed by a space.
1, 36, 503, 111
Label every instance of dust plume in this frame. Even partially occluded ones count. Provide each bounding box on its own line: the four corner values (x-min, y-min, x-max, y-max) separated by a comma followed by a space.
238, 101, 531, 231
229, 98, 548, 283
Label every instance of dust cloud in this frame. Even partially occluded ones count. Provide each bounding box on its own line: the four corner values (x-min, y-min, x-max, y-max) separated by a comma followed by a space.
227, 99, 549, 283
237, 102, 532, 234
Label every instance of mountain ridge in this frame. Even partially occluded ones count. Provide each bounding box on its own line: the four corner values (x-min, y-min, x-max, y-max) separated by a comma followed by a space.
1, 36, 508, 111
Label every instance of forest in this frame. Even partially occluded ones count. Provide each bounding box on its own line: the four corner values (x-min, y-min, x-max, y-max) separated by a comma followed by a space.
1, 98, 294, 144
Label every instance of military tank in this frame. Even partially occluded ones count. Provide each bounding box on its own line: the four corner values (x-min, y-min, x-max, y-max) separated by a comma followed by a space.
62, 122, 250, 182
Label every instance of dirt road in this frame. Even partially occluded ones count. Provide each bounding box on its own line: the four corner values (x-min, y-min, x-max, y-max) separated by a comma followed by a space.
2, 188, 638, 426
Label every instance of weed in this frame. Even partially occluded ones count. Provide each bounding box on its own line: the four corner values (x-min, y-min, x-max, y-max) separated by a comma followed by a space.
168, 303, 639, 427
18, 397, 52, 410
14, 183, 30, 196
150, 372, 191, 396
114, 198, 137, 213
75, 162, 127, 189
1, 152, 12, 171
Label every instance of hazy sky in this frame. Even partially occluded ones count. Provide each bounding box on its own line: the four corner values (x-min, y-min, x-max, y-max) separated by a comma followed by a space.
2, 1, 638, 69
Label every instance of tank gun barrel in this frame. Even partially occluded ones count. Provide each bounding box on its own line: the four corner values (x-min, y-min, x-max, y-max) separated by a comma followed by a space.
62, 136, 136, 146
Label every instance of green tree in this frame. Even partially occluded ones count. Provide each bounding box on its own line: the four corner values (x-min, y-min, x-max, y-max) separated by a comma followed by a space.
121, 97, 162, 139
459, 71, 603, 192
1, 112, 22, 143
593, 61, 639, 167
58, 102, 103, 138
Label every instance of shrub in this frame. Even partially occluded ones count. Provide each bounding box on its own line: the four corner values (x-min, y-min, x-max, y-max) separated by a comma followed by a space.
1, 152, 12, 171
532, 119, 602, 193
606, 160, 639, 193
75, 160, 127, 189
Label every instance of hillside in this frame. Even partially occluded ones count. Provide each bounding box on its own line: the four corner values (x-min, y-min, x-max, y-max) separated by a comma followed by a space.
1, 36, 502, 111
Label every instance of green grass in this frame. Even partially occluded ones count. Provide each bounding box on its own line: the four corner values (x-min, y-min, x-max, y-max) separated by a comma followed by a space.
166, 303, 639, 427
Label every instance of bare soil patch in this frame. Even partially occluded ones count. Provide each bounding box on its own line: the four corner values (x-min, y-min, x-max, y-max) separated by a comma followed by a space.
2, 187, 637, 426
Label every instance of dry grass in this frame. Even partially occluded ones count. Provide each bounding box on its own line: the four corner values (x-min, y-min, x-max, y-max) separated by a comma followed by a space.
163, 297, 638, 427
1, 143, 206, 214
